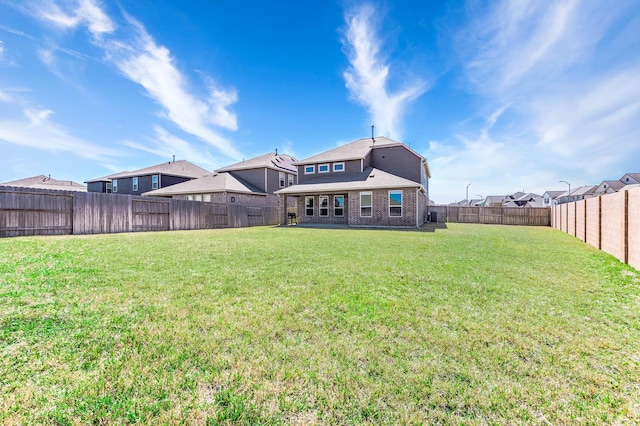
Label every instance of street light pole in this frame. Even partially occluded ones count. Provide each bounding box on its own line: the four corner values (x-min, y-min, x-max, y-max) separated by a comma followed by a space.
559, 180, 571, 203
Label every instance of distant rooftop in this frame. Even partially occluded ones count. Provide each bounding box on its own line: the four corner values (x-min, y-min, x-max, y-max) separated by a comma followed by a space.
216, 152, 297, 174
86, 160, 210, 183
1, 175, 87, 192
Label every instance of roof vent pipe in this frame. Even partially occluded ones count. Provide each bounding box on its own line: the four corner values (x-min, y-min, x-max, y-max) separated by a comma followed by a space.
172, 155, 175, 163
371, 124, 375, 143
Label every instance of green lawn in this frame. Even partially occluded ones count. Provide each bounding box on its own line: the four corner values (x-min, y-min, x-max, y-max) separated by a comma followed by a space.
0, 224, 638, 424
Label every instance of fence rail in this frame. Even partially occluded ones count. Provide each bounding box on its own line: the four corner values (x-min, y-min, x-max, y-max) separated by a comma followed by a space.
0, 186, 279, 238
551, 187, 640, 271
429, 206, 551, 226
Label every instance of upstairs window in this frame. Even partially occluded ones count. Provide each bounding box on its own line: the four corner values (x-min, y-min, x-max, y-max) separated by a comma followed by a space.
360, 192, 372, 217
106, 182, 112, 193
333, 162, 345, 172
304, 165, 315, 174
112, 179, 118, 193
318, 164, 330, 173
319, 196, 329, 216
279, 172, 285, 188
305, 196, 314, 216
389, 190, 403, 217
152, 175, 159, 190
288, 174, 294, 186
132, 177, 138, 192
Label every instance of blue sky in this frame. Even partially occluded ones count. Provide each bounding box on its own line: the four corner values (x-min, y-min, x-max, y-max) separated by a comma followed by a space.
1, 0, 639, 203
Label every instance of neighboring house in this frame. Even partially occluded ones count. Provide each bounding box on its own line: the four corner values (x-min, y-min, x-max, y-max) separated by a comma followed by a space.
215, 152, 297, 205
511, 193, 544, 208
85, 160, 210, 195
593, 180, 627, 196
482, 195, 505, 207
275, 136, 431, 228
542, 191, 564, 206
143, 172, 266, 205
556, 185, 597, 204
620, 173, 640, 185
142, 152, 297, 207
1, 175, 87, 192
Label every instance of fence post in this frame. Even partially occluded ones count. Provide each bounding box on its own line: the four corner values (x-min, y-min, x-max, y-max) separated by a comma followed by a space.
624, 190, 629, 263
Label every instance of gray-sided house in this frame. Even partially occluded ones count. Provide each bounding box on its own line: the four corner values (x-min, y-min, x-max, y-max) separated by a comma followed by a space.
142, 152, 297, 207
85, 160, 210, 195
275, 136, 431, 228
1, 175, 87, 192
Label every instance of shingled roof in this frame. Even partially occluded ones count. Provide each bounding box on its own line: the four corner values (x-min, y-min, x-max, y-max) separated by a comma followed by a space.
143, 173, 264, 196
216, 152, 297, 174
275, 167, 421, 195
1, 175, 87, 192
86, 160, 210, 183
293, 136, 400, 165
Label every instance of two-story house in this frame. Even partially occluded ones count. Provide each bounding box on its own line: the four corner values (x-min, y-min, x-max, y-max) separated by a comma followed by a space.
275, 136, 431, 228
143, 152, 297, 206
86, 160, 210, 195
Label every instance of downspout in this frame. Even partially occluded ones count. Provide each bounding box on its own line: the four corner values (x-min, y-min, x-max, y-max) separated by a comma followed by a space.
416, 188, 419, 228
264, 168, 268, 192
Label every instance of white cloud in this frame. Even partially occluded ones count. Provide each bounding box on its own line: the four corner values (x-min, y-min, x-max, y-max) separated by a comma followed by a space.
121, 126, 222, 171
101, 16, 241, 159
0, 107, 121, 160
22, 1, 242, 160
429, 0, 640, 203
342, 4, 426, 140
32, 0, 114, 37
0, 40, 4, 59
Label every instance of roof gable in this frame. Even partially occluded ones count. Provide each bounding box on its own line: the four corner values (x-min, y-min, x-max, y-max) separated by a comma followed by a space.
294, 136, 400, 165
143, 172, 264, 196
216, 152, 297, 174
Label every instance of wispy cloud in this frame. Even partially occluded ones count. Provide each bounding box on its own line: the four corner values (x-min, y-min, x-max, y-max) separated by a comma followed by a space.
102, 15, 241, 158
428, 0, 640, 203
341, 4, 426, 139
29, 0, 115, 38
20, 0, 242, 160
121, 126, 220, 171
0, 106, 121, 160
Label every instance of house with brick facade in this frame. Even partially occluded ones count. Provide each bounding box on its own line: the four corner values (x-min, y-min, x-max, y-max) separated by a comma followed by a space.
143, 152, 297, 207
86, 160, 210, 195
275, 136, 431, 228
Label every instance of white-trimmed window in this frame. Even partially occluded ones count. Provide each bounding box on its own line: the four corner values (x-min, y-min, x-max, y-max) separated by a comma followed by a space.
279, 172, 285, 188
112, 179, 118, 193
334, 195, 345, 217
304, 165, 315, 174
389, 190, 403, 217
318, 164, 330, 173
152, 175, 159, 190
288, 174, 294, 186
305, 196, 314, 216
333, 162, 345, 172
132, 177, 138, 191
360, 192, 372, 217
319, 196, 329, 216
106, 182, 112, 193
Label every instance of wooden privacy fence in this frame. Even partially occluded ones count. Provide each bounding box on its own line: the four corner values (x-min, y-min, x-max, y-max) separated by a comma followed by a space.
0, 186, 279, 238
429, 205, 551, 226
551, 186, 640, 271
